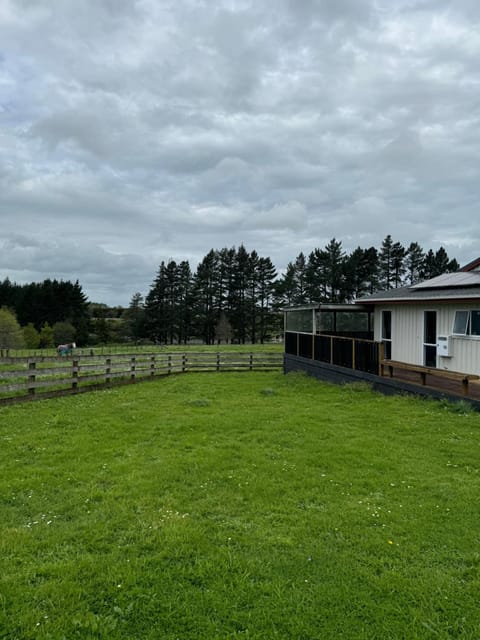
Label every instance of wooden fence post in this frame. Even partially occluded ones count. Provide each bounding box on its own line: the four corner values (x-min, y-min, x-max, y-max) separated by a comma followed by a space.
150, 355, 155, 377
249, 353, 253, 371
352, 338, 356, 370
28, 360, 36, 396
72, 359, 79, 391
130, 356, 136, 381
182, 353, 187, 372
216, 352, 221, 371
168, 354, 172, 374
106, 357, 111, 384
330, 336, 334, 365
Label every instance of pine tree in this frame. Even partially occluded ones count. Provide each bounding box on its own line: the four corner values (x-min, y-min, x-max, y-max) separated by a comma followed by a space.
379, 235, 394, 290
122, 293, 145, 344
405, 242, 424, 285
255, 256, 277, 343
193, 250, 220, 344
391, 241, 406, 288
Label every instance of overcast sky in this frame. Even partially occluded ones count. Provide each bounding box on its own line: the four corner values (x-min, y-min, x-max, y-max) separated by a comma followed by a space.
1, 0, 479, 305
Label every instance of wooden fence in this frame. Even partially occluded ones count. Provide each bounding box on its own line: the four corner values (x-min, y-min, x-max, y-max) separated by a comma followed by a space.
0, 351, 283, 404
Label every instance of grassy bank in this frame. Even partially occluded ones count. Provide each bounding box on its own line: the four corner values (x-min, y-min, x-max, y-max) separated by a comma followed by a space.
1, 372, 479, 638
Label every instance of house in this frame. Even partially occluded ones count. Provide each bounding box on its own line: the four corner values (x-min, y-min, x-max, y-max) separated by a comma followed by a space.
283, 258, 480, 403
357, 258, 480, 376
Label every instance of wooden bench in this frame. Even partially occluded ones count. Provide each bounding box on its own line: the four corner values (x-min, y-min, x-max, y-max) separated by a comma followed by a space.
380, 359, 480, 396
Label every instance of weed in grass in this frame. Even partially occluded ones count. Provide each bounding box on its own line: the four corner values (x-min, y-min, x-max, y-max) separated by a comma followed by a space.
439, 398, 476, 416
186, 398, 211, 407
260, 387, 276, 396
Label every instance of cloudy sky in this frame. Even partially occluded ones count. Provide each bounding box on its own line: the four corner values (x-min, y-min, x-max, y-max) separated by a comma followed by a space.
1, 0, 479, 305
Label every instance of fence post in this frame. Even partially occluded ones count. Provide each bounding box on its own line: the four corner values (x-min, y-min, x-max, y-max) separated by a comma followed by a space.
28, 360, 36, 396
150, 355, 155, 377
182, 353, 187, 372
249, 353, 253, 371
72, 359, 79, 391
352, 338, 356, 370
168, 354, 172, 374
106, 357, 111, 384
216, 352, 220, 371
131, 356, 136, 381
330, 336, 333, 365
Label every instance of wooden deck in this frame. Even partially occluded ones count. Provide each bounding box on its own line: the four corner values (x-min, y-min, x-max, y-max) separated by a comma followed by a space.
380, 361, 480, 401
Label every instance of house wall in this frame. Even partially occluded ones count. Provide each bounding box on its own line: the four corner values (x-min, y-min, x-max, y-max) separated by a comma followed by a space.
374, 303, 480, 375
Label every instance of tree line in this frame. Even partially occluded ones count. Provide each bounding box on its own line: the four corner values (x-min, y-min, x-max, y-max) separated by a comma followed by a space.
0, 236, 459, 348
0, 279, 90, 348
126, 237, 458, 345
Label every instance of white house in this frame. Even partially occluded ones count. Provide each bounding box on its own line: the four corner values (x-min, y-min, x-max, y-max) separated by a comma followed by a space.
358, 257, 480, 376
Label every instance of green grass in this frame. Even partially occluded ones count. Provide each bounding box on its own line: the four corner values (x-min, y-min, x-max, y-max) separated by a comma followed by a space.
1, 372, 479, 639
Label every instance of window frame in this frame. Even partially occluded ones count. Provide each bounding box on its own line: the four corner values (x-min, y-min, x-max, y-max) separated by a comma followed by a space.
452, 310, 480, 337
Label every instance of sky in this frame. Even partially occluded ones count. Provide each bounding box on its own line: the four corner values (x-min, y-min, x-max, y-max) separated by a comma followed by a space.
1, 0, 479, 305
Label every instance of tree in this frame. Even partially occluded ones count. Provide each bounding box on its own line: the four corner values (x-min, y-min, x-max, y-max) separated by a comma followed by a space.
215, 311, 233, 344
0, 308, 25, 349
53, 321, 76, 345
23, 323, 40, 349
122, 293, 145, 344
421, 247, 457, 280
192, 250, 221, 344
275, 252, 309, 307
255, 256, 277, 343
344, 247, 379, 299
391, 241, 406, 288
378, 235, 394, 290
405, 242, 424, 285
39, 322, 55, 348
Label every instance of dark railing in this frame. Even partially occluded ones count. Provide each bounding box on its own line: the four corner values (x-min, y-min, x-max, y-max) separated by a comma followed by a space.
285, 331, 380, 375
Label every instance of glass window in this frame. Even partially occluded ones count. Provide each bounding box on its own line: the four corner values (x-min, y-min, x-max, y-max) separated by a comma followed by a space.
424, 311, 436, 345
471, 311, 480, 336
336, 312, 369, 332
453, 311, 469, 335
286, 310, 313, 333
316, 311, 334, 333
382, 311, 391, 340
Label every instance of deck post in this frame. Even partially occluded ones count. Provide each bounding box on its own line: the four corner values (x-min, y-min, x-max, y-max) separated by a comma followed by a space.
378, 342, 385, 376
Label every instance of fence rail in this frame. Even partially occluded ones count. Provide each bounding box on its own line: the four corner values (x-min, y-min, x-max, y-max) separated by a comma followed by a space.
0, 351, 283, 404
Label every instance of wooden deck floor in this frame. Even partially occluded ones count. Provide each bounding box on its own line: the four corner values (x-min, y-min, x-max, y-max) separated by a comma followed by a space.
381, 366, 480, 401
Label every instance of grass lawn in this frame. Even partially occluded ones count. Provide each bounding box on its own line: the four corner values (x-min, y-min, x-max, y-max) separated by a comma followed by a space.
1, 371, 479, 639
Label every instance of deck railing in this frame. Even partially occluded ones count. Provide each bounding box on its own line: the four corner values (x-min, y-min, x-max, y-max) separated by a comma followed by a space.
285, 331, 381, 375
0, 351, 283, 404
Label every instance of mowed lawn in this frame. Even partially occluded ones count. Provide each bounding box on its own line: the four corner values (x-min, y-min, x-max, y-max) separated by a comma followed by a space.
1, 372, 479, 639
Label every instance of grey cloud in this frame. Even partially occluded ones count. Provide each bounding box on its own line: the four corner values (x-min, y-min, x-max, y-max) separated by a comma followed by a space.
1, 0, 479, 303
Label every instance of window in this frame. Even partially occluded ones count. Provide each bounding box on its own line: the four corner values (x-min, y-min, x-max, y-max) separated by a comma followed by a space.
453, 311, 469, 335
286, 310, 313, 333
382, 310, 392, 359
452, 310, 480, 336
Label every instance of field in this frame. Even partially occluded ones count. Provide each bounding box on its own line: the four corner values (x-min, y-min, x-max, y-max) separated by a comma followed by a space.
1, 371, 480, 639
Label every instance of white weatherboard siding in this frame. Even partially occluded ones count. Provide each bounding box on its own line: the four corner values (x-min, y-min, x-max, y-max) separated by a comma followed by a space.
374, 304, 480, 375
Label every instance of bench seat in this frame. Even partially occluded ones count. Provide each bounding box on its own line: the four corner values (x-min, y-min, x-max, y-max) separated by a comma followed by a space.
380, 359, 479, 396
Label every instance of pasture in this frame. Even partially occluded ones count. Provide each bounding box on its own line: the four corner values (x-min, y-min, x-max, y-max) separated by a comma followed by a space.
1, 371, 479, 639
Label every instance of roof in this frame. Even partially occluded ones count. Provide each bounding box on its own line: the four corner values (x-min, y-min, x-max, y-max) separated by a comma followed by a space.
460, 256, 480, 272
357, 261, 480, 305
